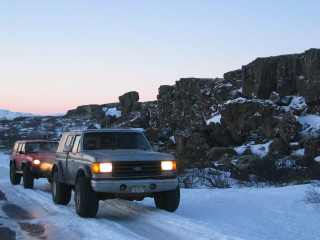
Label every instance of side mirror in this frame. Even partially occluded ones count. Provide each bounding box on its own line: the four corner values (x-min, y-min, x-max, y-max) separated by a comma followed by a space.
63, 145, 72, 152
152, 144, 159, 152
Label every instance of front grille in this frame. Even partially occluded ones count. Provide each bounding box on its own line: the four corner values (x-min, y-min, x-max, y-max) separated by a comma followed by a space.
112, 161, 161, 177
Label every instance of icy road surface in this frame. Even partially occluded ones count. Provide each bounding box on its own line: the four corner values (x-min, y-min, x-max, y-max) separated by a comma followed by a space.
0, 152, 320, 240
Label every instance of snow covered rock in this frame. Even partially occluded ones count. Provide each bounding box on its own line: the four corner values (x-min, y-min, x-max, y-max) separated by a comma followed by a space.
304, 135, 320, 160
220, 98, 282, 133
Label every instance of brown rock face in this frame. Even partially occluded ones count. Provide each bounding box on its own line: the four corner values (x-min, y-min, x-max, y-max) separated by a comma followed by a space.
65, 104, 105, 119
219, 98, 283, 133
297, 49, 320, 105
118, 91, 140, 117
240, 48, 320, 105
119, 91, 139, 108
304, 136, 320, 160
60, 48, 320, 180
242, 57, 279, 99
277, 112, 301, 142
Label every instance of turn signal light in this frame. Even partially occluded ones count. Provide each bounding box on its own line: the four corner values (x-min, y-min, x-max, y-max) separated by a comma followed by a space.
92, 163, 112, 173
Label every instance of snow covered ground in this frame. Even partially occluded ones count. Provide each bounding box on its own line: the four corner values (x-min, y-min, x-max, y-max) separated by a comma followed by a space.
1, 151, 320, 240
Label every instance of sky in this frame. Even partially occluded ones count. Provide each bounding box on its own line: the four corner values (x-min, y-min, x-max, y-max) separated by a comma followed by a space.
1, 0, 319, 115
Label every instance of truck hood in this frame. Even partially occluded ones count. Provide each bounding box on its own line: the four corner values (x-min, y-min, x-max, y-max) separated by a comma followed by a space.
82, 149, 175, 162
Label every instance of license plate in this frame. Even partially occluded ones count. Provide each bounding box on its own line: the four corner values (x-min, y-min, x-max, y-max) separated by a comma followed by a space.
130, 186, 145, 193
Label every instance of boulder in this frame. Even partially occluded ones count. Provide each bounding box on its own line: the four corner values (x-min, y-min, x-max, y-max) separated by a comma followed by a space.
268, 138, 290, 158
220, 98, 283, 133
277, 112, 301, 142
207, 147, 238, 162
175, 131, 210, 169
119, 91, 140, 117
205, 123, 243, 147
65, 104, 105, 119
119, 91, 139, 108
304, 135, 320, 160
223, 69, 242, 90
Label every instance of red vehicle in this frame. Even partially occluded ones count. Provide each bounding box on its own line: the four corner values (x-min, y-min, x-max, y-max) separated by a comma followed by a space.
9, 140, 58, 189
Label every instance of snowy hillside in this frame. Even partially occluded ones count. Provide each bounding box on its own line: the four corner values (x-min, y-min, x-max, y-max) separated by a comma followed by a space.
0, 152, 319, 240
0, 109, 39, 120
0, 109, 64, 120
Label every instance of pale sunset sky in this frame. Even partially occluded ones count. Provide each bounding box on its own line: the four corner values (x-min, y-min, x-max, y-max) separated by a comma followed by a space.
1, 0, 319, 115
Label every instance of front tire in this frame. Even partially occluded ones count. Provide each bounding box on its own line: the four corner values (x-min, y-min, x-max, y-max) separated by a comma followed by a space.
74, 176, 99, 218
52, 171, 71, 205
47, 177, 52, 184
23, 166, 34, 189
9, 162, 21, 185
154, 186, 180, 212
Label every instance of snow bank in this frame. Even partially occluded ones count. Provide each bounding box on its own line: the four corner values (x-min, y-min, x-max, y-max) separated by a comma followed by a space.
170, 136, 176, 144
282, 96, 307, 112
298, 114, 320, 136
1, 151, 320, 240
102, 107, 121, 118
206, 114, 221, 125
234, 141, 272, 157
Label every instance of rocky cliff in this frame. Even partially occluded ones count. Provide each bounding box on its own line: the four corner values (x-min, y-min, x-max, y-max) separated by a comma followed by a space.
102, 48, 320, 183
1, 48, 319, 185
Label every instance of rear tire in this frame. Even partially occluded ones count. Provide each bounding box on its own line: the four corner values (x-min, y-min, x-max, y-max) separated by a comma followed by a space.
154, 186, 180, 212
9, 162, 21, 185
52, 171, 71, 205
23, 166, 34, 189
74, 176, 99, 218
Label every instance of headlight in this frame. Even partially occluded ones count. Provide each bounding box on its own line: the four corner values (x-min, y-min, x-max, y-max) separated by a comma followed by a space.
161, 161, 177, 171
33, 159, 41, 165
92, 163, 112, 173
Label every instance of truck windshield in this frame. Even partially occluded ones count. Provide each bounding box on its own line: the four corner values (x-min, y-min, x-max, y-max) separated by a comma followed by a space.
83, 132, 152, 150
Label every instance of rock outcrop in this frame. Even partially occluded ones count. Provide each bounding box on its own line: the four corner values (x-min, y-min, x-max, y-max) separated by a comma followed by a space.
2, 48, 319, 184
63, 48, 320, 182
241, 48, 320, 106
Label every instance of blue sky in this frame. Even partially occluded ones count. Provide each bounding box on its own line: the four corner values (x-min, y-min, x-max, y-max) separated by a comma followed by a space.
1, 0, 319, 114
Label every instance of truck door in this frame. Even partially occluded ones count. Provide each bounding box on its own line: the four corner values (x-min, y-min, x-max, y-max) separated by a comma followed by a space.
16, 143, 25, 170
66, 135, 81, 185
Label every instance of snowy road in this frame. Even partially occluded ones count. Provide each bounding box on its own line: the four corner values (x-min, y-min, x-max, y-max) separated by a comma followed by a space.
1, 152, 320, 240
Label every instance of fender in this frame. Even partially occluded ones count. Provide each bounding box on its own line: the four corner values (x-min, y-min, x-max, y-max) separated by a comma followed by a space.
22, 160, 31, 169
81, 164, 93, 179
51, 161, 68, 184
76, 164, 92, 180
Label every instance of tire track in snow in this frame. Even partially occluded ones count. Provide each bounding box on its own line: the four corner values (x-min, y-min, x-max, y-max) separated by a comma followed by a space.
1, 153, 240, 240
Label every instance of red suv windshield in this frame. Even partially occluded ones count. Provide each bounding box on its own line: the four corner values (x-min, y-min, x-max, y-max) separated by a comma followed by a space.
25, 142, 58, 153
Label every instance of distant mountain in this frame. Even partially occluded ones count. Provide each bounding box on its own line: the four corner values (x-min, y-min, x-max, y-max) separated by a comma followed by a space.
0, 109, 39, 120
0, 109, 64, 120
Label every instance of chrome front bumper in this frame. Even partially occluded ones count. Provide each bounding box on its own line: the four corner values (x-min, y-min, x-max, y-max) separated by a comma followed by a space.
91, 178, 179, 193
